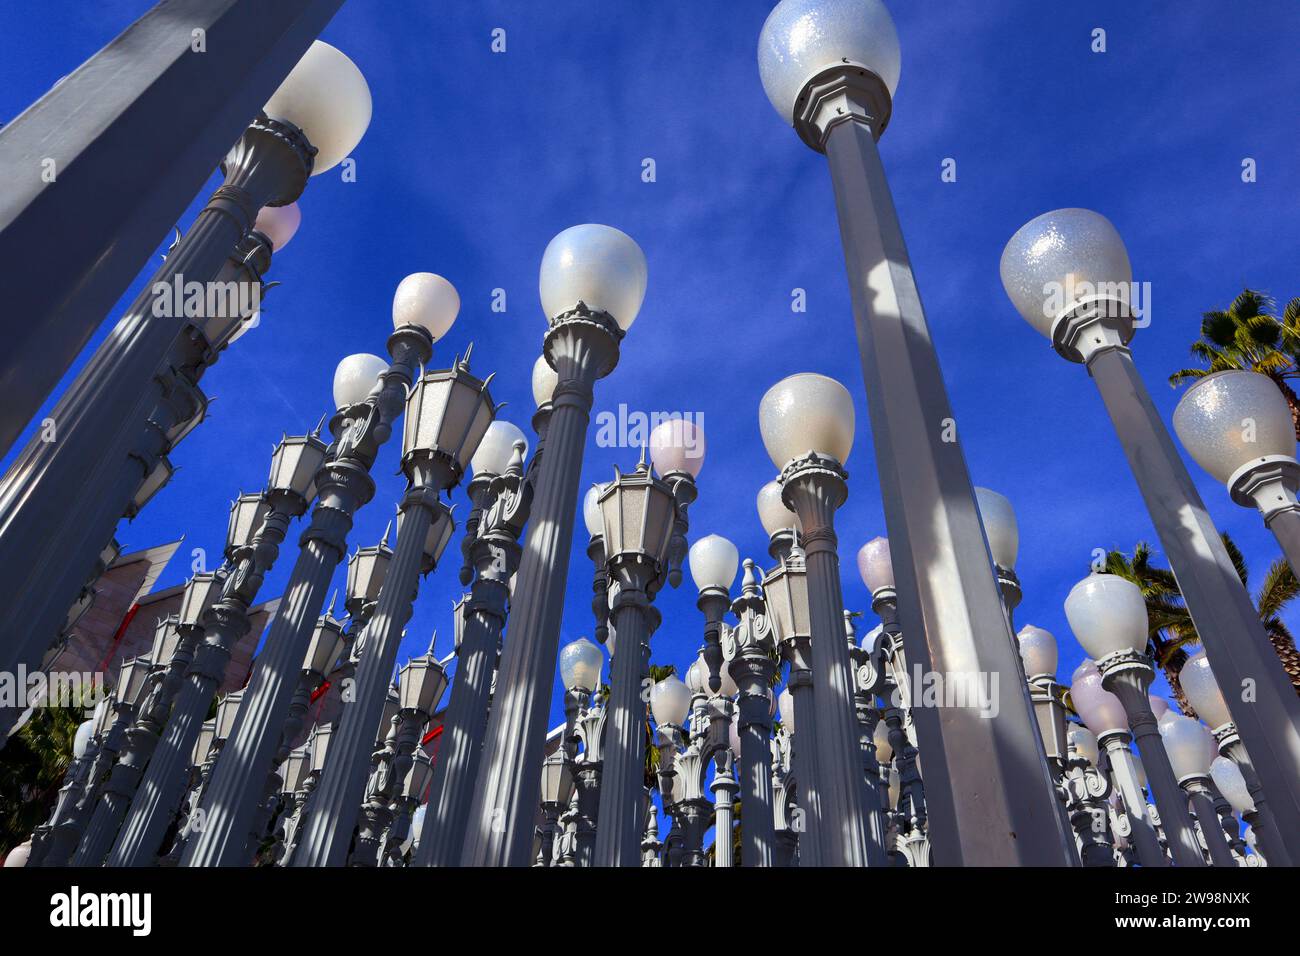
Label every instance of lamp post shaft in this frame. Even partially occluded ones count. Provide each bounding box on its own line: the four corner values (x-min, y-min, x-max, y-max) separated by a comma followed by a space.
785, 668, 822, 867
1218, 736, 1293, 866
735, 668, 777, 867
1184, 780, 1237, 867
1102, 735, 1167, 867
39, 706, 133, 865
1265, 509, 1300, 585
1086, 345, 1300, 852
819, 102, 1074, 866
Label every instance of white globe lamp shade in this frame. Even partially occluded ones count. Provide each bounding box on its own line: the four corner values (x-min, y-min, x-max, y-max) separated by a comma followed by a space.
253, 202, 301, 252
1179, 651, 1232, 730
974, 487, 1018, 569
650, 676, 693, 728
1016, 624, 1058, 679
1209, 756, 1255, 813
392, 272, 459, 340
470, 420, 527, 477
728, 713, 742, 755
778, 687, 795, 732
332, 353, 388, 409
1148, 695, 1171, 719
685, 660, 707, 694
857, 536, 893, 592
558, 638, 603, 693
3, 841, 31, 868
262, 41, 372, 175
73, 718, 95, 760
582, 485, 604, 537
1161, 715, 1217, 781
759, 372, 855, 469
1172, 370, 1297, 485
1064, 573, 1148, 659
1069, 659, 1128, 737
1000, 208, 1132, 339
531, 356, 559, 407
757, 480, 800, 537
714, 657, 740, 698
757, 0, 901, 125
688, 534, 739, 592
1067, 724, 1099, 765
538, 224, 647, 330
649, 417, 705, 478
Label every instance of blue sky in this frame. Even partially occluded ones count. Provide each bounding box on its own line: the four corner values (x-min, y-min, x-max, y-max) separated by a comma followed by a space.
4, 0, 1300, 737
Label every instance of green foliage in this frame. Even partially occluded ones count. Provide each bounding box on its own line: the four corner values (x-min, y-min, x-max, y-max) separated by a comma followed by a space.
0, 704, 83, 854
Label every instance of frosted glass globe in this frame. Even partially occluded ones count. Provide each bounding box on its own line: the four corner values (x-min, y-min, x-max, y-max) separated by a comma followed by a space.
1016, 624, 1058, 679
1148, 695, 1170, 719
757, 0, 901, 125
582, 484, 604, 537
1209, 756, 1255, 813
531, 356, 559, 407
73, 718, 95, 760
758, 372, 855, 468
1161, 714, 1216, 781
1069, 660, 1128, 737
253, 202, 301, 252
649, 417, 705, 478
688, 534, 739, 592
332, 353, 388, 409
857, 536, 893, 592
1067, 724, 1099, 765
999, 208, 1132, 339
470, 420, 527, 477
538, 224, 647, 329
262, 41, 372, 174
392, 272, 459, 340
728, 712, 742, 755
650, 676, 693, 727
1179, 651, 1232, 729
685, 659, 707, 694
973, 487, 1018, 569
1064, 574, 1148, 659
757, 480, 800, 536
3, 841, 31, 867
778, 687, 796, 732
709, 656, 739, 698
559, 638, 603, 692
1172, 370, 1297, 484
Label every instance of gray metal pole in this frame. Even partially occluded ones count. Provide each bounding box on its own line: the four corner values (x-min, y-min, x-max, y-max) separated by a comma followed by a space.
1100, 734, 1167, 867
1217, 733, 1293, 866
1264, 508, 1300, 582
1183, 778, 1237, 867
461, 305, 622, 866
803, 74, 1074, 866
0, 0, 344, 454
1084, 344, 1300, 848
183, 327, 432, 867
711, 757, 736, 868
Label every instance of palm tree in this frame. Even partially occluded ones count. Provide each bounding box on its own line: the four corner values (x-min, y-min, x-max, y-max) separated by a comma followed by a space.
1169, 290, 1300, 438
1100, 535, 1300, 715
0, 703, 82, 853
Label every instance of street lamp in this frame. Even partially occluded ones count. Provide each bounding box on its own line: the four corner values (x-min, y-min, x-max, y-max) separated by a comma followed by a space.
1173, 370, 1300, 574
1160, 715, 1234, 866
465, 224, 646, 867
689, 533, 739, 694
1064, 573, 1204, 865
757, 480, 800, 561
758, 0, 1069, 866
650, 417, 705, 588
974, 487, 1020, 620
1070, 660, 1165, 867
758, 372, 880, 867
1017, 625, 1068, 774
1002, 207, 1300, 851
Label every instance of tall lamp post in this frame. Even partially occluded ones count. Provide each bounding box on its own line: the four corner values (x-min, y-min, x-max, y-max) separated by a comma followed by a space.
1209, 756, 1274, 864
758, 372, 880, 867
1065, 574, 1204, 866
757, 0, 1071, 865
1001, 206, 1300, 848
689, 534, 739, 697
1161, 715, 1237, 867
463, 224, 646, 867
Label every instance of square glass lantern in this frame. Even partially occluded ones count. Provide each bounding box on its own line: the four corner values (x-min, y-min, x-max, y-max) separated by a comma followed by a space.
763, 557, 811, 645
268, 432, 329, 500
126, 456, 175, 519
178, 572, 223, 628
598, 466, 676, 566
402, 364, 497, 474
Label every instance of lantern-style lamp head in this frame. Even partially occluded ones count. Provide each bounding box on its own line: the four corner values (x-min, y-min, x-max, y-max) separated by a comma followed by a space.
116, 655, 154, 708
1016, 624, 1058, 680
689, 534, 739, 594
757, 480, 800, 537
1069, 660, 1129, 738
1179, 651, 1232, 730
346, 532, 393, 616
649, 676, 693, 728
759, 372, 855, 470
402, 359, 498, 481
262, 40, 371, 174
1161, 715, 1217, 782
149, 616, 182, 666
470, 420, 528, 478
539, 224, 647, 330
1172, 370, 1298, 491
531, 355, 559, 408
402, 749, 434, 804
973, 487, 1018, 570
649, 417, 705, 479
764, 558, 811, 649
857, 536, 894, 594
540, 751, 574, 807
308, 723, 334, 774
598, 462, 677, 569
282, 745, 311, 794
214, 690, 243, 740
559, 638, 603, 693
192, 720, 216, 766
757, 0, 902, 127
127, 456, 175, 518
1067, 724, 1099, 765
397, 647, 450, 718
303, 611, 347, 678
1064, 573, 1148, 660
392, 272, 459, 340
1000, 208, 1134, 352
332, 353, 388, 409
177, 572, 222, 629
226, 493, 270, 560
1209, 755, 1255, 813
419, 501, 457, 573
268, 432, 329, 503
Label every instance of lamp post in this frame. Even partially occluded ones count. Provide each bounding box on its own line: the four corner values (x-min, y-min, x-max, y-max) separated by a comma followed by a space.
1061, 725, 1116, 867
1210, 756, 1272, 864
185, 272, 457, 867
649, 417, 705, 589
758, 372, 881, 867
650, 676, 704, 866
1178, 650, 1295, 864
537, 751, 575, 867
416, 425, 533, 867
1002, 207, 1300, 849
107, 428, 325, 867
757, 0, 1070, 866
557, 639, 606, 867
1174, 369, 1300, 578
1071, 660, 1166, 866
1016, 626, 1069, 777
295, 348, 491, 868
1064, 574, 1205, 866
0, 41, 368, 694
464, 224, 646, 867
28, 716, 98, 867
1161, 715, 1236, 867
974, 487, 1022, 627
583, 485, 612, 647
689, 534, 739, 698
592, 457, 678, 867
846, 613, 890, 855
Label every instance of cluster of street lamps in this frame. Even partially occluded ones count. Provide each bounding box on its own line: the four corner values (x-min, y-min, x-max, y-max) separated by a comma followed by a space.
3, 0, 1299, 869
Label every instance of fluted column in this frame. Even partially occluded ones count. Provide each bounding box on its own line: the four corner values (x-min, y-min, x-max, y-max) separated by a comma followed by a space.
1100, 732, 1167, 867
